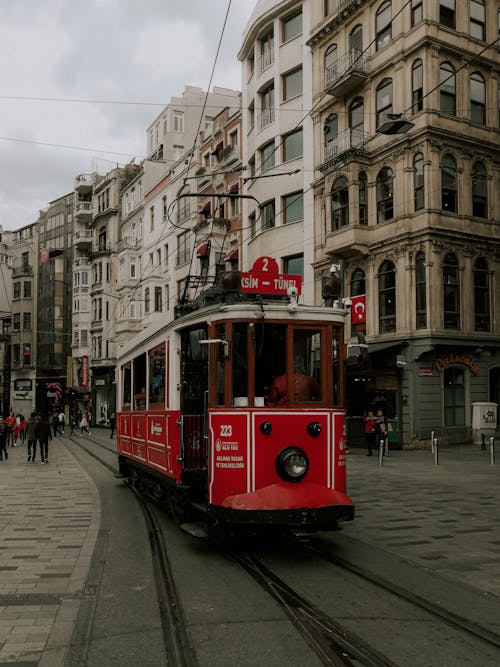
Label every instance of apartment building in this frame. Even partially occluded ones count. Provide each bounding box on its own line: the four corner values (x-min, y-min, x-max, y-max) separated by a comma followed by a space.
307, 0, 500, 445
0, 229, 13, 415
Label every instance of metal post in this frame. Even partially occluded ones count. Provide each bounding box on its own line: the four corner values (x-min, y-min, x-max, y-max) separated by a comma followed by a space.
384, 435, 389, 457
378, 439, 384, 467
433, 437, 439, 466
490, 436, 495, 465
431, 431, 435, 454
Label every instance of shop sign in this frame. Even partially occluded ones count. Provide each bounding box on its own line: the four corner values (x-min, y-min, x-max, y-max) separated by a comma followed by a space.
433, 354, 479, 375
419, 368, 434, 377
81, 356, 89, 388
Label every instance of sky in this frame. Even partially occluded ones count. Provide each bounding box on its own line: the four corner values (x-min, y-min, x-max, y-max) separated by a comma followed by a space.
0, 0, 255, 231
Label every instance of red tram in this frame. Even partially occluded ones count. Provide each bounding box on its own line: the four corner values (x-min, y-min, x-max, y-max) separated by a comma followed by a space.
116, 258, 354, 538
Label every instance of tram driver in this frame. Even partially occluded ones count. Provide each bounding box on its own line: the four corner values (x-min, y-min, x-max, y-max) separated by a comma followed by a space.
267, 361, 320, 406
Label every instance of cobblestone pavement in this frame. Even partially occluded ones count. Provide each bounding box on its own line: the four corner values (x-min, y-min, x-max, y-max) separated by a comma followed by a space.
344, 444, 500, 596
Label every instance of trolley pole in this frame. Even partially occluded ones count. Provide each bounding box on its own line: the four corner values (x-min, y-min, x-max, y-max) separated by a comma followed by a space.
378, 439, 385, 467
433, 437, 439, 466
490, 436, 496, 465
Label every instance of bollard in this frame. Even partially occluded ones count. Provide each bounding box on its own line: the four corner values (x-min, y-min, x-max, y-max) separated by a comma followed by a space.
384, 436, 389, 457
433, 437, 439, 465
490, 436, 495, 465
378, 439, 384, 467
431, 431, 435, 454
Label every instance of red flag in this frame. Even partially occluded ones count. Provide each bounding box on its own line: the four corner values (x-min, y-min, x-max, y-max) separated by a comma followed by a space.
351, 295, 366, 323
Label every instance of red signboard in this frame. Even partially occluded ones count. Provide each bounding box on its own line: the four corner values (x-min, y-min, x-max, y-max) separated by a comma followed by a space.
80, 356, 89, 388
351, 295, 366, 323
241, 256, 302, 296
209, 412, 249, 505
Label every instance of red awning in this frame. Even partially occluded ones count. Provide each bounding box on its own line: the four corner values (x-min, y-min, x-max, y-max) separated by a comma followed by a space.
224, 249, 239, 261
197, 243, 209, 258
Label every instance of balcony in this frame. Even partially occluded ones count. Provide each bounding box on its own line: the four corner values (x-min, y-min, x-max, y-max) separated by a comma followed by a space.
12, 265, 33, 278
118, 236, 138, 252
258, 49, 274, 74
258, 109, 275, 131
325, 224, 371, 258
325, 49, 368, 98
218, 144, 239, 165
320, 128, 368, 171
74, 174, 93, 193
92, 241, 112, 256
74, 229, 93, 249
75, 200, 92, 221
73, 257, 91, 268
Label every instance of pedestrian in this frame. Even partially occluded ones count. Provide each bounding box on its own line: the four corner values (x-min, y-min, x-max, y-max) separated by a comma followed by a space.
50, 413, 58, 437
58, 411, 65, 434
35, 414, 52, 464
375, 409, 388, 451
6, 412, 16, 447
363, 410, 378, 456
80, 412, 90, 435
109, 411, 115, 438
0, 417, 8, 461
25, 412, 38, 462
19, 415, 26, 443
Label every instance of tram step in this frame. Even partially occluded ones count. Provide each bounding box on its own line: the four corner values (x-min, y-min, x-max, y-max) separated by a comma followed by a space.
180, 522, 207, 539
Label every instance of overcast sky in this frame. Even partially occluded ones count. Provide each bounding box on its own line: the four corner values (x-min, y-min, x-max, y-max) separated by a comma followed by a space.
0, 0, 254, 231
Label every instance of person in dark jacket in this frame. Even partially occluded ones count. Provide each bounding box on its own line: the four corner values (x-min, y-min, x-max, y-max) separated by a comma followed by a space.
35, 414, 52, 464
0, 417, 8, 461
25, 412, 38, 462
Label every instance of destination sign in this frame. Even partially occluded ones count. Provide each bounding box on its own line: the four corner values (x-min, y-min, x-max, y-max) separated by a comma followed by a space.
240, 256, 302, 295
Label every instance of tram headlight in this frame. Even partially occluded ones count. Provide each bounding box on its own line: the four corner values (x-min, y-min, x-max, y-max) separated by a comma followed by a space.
276, 447, 309, 482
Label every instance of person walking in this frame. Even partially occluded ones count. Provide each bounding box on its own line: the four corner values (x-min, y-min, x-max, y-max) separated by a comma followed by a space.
109, 412, 116, 438
80, 412, 90, 435
58, 411, 65, 434
375, 409, 388, 451
25, 412, 38, 462
50, 413, 59, 437
6, 412, 16, 447
363, 410, 378, 456
0, 417, 8, 461
35, 414, 52, 464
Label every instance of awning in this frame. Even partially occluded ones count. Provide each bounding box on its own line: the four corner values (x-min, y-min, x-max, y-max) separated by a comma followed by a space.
197, 243, 210, 258
368, 340, 408, 355
224, 249, 239, 261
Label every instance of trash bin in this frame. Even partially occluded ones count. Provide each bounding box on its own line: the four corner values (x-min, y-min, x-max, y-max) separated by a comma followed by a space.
471, 402, 498, 445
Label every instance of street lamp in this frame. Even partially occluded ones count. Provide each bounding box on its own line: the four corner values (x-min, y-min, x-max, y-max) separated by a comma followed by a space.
376, 113, 415, 135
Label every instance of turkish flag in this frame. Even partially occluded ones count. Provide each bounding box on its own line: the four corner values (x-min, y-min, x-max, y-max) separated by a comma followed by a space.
351, 295, 366, 323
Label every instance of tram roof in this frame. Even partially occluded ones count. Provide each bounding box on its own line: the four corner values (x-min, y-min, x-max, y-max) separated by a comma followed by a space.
117, 300, 346, 363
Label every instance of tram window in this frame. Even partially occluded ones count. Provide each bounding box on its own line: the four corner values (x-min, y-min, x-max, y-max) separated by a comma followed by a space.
133, 353, 147, 410
149, 344, 166, 409
293, 329, 322, 401
254, 323, 287, 401
232, 323, 248, 405
122, 363, 131, 410
215, 323, 226, 406
187, 328, 208, 362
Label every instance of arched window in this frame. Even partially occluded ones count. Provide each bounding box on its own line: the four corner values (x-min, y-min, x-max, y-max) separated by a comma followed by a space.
351, 268, 366, 296
323, 113, 338, 148
359, 171, 368, 225
412, 59, 423, 113
474, 257, 490, 331
376, 78, 393, 127
440, 62, 456, 115
376, 167, 394, 222
349, 97, 364, 137
325, 44, 338, 83
349, 24, 362, 54
444, 367, 465, 426
472, 161, 487, 218
376, 1, 392, 50
378, 260, 396, 333
441, 154, 457, 212
470, 0, 486, 40
443, 252, 460, 329
332, 176, 349, 230
470, 72, 486, 124
415, 251, 426, 328
414, 153, 425, 210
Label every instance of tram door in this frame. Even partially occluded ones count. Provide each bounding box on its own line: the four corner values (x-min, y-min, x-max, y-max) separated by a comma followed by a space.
180, 326, 209, 489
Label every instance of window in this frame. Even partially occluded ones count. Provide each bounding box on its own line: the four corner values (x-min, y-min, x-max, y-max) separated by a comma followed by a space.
173, 111, 184, 133
248, 101, 255, 129
376, 167, 394, 222
23, 281, 32, 298
13, 313, 20, 330
444, 367, 465, 426
13, 344, 20, 365
144, 288, 150, 314
443, 252, 460, 329
440, 0, 455, 28
412, 59, 423, 113
130, 258, 137, 278
262, 200, 275, 230
283, 192, 304, 224
376, 78, 393, 127
177, 232, 189, 265
149, 205, 154, 231
323, 114, 338, 153
359, 172, 368, 225
470, 0, 485, 40
162, 195, 167, 219
283, 254, 304, 277
23, 312, 31, 330
441, 154, 457, 212
259, 85, 275, 129
13, 282, 21, 299
154, 286, 162, 312
81, 330, 88, 346
349, 97, 364, 135
332, 177, 349, 230
411, 0, 423, 26
325, 43, 337, 74
349, 24, 363, 53
471, 161, 487, 218
415, 252, 427, 329
474, 257, 490, 331
351, 269, 366, 296
470, 72, 486, 124
282, 11, 301, 42
259, 29, 274, 71
325, 0, 336, 16
375, 1, 392, 50
249, 211, 256, 238
378, 260, 396, 333
440, 62, 456, 115
283, 128, 303, 161
156, 249, 162, 266
260, 141, 275, 172
283, 67, 302, 101
414, 153, 425, 210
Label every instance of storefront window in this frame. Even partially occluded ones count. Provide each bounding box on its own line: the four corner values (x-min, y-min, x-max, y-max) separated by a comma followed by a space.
443, 367, 465, 426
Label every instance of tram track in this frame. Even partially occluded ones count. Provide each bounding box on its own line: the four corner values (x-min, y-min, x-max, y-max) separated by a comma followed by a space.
66, 434, 198, 667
